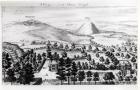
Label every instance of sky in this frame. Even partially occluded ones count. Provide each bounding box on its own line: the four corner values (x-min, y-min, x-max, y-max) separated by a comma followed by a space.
2, 0, 137, 41
2, 0, 136, 7
2, 0, 137, 27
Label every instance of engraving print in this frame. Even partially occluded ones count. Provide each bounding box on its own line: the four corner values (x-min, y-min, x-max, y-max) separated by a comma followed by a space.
2, 0, 137, 85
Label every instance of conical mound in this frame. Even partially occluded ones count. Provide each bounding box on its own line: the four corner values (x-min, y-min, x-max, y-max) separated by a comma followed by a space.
77, 18, 99, 35
91, 22, 99, 34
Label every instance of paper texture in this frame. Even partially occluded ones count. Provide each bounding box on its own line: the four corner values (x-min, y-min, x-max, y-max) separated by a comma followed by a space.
1, 0, 138, 86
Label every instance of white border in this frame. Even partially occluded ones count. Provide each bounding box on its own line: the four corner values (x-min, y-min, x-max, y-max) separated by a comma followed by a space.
0, 0, 139, 90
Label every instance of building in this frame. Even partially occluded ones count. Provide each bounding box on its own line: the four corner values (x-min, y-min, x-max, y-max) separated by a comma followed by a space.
49, 60, 58, 72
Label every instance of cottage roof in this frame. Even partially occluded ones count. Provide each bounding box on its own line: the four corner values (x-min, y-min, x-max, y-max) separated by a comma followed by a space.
51, 60, 57, 64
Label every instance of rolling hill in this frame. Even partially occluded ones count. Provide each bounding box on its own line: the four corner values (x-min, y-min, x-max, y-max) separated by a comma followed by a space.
3, 19, 136, 46
3, 19, 94, 44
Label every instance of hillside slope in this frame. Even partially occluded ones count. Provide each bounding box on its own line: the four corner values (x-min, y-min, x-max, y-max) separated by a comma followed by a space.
3, 19, 93, 44
3, 19, 135, 46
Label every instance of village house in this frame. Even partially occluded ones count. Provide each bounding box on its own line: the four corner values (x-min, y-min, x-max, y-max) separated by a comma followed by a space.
49, 60, 58, 72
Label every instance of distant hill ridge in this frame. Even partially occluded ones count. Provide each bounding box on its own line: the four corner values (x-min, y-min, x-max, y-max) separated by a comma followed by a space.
18, 19, 95, 44
3, 18, 101, 44
18, 19, 47, 26
22, 19, 100, 35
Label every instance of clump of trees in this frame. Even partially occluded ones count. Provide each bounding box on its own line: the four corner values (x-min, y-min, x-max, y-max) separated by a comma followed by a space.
86, 71, 92, 84
103, 72, 115, 84
2, 50, 36, 85
56, 58, 66, 85
6, 69, 16, 84
56, 56, 78, 85
18, 63, 34, 84
2, 52, 12, 81
78, 71, 86, 85
93, 72, 99, 84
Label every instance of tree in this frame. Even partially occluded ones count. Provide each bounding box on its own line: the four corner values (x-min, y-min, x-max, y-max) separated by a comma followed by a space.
47, 46, 52, 60
42, 52, 46, 58
24, 63, 34, 82
125, 76, 130, 83
84, 52, 88, 57
65, 44, 69, 50
125, 53, 131, 59
115, 53, 120, 56
109, 64, 117, 70
102, 47, 106, 52
37, 54, 42, 63
30, 49, 34, 54
105, 51, 111, 56
93, 72, 99, 84
47, 40, 51, 47
134, 47, 137, 52
53, 42, 58, 49
96, 53, 100, 58
82, 62, 86, 70
94, 47, 99, 53
6, 69, 16, 84
81, 49, 85, 53
74, 55, 77, 59
59, 43, 64, 49
78, 71, 85, 85
129, 47, 133, 52
96, 63, 108, 70
56, 58, 66, 85
56, 70, 66, 85
121, 53, 124, 58
130, 69, 135, 74
71, 43, 76, 50
112, 58, 119, 65
2, 53, 12, 81
82, 45, 86, 50
65, 58, 72, 85
105, 58, 110, 65
13, 62, 21, 76
18, 68, 26, 84
81, 50, 87, 57
99, 56, 105, 63
110, 48, 115, 52
3, 53, 12, 69
31, 40, 36, 45
124, 47, 127, 52
117, 47, 121, 52
130, 74, 133, 79
32, 53, 37, 71
106, 52, 115, 60
118, 76, 124, 82
90, 59, 95, 67
88, 45, 92, 51
53, 52, 59, 61
85, 62, 89, 70
132, 77, 137, 82
86, 71, 92, 84
87, 54, 92, 61
103, 72, 115, 84
118, 70, 122, 76
77, 62, 82, 70
61, 51, 67, 58
71, 62, 78, 85
131, 57, 136, 63
33, 57, 37, 71
18, 63, 34, 85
